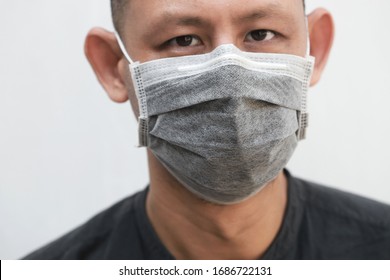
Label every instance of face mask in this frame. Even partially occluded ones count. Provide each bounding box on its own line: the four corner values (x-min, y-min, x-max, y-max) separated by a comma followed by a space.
116, 34, 315, 205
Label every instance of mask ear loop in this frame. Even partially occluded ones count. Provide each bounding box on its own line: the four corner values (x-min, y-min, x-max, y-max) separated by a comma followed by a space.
115, 32, 149, 147
305, 17, 311, 58
115, 32, 135, 64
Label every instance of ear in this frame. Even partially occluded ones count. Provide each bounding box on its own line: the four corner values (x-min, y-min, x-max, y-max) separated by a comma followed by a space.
84, 27, 129, 103
307, 8, 335, 86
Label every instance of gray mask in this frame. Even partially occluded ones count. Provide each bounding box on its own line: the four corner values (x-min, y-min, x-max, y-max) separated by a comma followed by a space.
116, 37, 315, 205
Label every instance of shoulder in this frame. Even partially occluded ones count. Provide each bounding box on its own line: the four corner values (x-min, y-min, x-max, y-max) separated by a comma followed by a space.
289, 174, 390, 259
23, 189, 146, 260
293, 176, 390, 228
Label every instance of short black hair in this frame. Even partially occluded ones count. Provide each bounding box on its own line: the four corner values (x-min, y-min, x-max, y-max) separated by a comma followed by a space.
111, 0, 306, 35
111, 0, 127, 36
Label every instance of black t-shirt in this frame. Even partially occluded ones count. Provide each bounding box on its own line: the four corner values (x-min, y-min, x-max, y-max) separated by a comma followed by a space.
23, 171, 390, 260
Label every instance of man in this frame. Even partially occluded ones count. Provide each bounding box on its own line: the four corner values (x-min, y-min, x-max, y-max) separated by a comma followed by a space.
24, 0, 390, 259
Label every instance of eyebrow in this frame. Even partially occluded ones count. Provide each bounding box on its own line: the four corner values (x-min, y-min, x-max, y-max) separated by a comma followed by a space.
234, 3, 295, 24
158, 13, 208, 28
175, 16, 205, 27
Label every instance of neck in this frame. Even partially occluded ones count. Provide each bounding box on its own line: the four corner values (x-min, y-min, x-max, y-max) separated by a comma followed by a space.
146, 151, 288, 260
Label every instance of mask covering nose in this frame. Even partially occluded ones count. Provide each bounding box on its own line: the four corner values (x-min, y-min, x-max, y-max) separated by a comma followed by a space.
115, 22, 315, 205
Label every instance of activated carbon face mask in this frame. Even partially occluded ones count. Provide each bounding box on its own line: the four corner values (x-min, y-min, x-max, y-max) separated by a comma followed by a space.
116, 35, 315, 205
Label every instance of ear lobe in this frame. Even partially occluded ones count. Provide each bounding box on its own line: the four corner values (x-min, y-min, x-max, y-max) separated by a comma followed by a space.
84, 27, 129, 103
307, 8, 335, 86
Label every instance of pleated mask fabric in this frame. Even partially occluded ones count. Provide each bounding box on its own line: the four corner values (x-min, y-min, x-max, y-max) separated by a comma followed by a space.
117, 40, 315, 204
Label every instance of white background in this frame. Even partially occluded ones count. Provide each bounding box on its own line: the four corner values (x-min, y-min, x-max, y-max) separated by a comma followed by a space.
1, 0, 390, 259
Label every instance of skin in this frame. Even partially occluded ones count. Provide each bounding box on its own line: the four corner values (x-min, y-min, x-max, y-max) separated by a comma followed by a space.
85, 0, 334, 259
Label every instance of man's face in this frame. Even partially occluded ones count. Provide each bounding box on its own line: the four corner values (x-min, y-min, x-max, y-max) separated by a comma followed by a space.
121, 0, 307, 63
84, 0, 333, 200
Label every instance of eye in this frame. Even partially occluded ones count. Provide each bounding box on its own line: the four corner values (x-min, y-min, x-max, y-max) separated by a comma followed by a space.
246, 30, 275, 42
168, 35, 201, 47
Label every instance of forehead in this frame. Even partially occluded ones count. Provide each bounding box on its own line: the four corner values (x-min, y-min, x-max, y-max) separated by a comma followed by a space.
125, 0, 304, 25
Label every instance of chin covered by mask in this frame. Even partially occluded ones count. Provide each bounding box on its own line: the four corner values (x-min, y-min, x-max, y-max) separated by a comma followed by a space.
116, 35, 315, 205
